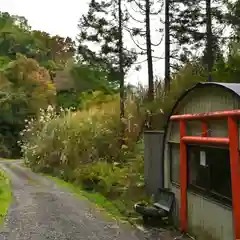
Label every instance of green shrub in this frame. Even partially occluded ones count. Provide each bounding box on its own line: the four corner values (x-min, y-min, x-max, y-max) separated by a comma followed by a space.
20, 92, 148, 217
56, 90, 81, 109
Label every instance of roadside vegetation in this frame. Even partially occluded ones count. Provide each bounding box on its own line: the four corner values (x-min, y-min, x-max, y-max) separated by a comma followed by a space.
1, 2, 240, 226
0, 170, 12, 224
20, 95, 149, 221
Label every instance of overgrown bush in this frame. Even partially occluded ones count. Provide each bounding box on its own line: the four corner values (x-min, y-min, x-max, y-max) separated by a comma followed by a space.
20, 93, 144, 167
20, 92, 148, 217
0, 55, 56, 157
56, 90, 81, 110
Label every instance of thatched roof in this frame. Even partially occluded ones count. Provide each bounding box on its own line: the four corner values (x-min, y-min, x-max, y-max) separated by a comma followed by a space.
53, 70, 75, 91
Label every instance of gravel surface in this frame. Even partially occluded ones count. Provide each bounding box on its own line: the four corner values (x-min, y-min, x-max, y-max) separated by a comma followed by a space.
0, 161, 185, 240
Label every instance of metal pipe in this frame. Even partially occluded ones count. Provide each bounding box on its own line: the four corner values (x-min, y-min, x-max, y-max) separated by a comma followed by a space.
180, 120, 187, 232
201, 121, 208, 137
228, 116, 240, 239
170, 110, 240, 121
182, 136, 229, 145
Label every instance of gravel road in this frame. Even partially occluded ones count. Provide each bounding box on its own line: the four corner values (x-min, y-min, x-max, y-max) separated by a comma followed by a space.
0, 161, 184, 240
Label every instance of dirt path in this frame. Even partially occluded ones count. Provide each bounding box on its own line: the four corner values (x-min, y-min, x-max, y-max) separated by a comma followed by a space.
0, 161, 182, 240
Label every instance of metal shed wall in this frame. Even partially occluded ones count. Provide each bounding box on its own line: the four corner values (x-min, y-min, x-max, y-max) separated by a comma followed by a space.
164, 83, 240, 240
144, 131, 164, 196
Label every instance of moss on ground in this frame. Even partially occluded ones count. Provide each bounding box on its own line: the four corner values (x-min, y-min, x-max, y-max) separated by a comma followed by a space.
0, 169, 12, 224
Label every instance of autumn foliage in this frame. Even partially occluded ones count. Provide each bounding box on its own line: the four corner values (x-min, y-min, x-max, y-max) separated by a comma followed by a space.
0, 55, 56, 157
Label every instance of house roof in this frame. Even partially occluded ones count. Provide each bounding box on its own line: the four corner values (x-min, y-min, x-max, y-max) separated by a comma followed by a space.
53, 70, 75, 91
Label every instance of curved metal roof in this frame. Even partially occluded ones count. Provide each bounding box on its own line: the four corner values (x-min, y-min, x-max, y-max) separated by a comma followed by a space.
164, 82, 240, 132
200, 82, 240, 97
166, 82, 240, 123
161, 82, 240, 185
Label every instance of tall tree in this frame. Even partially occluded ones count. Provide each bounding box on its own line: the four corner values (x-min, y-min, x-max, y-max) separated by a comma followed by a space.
165, 0, 170, 92
226, 0, 240, 37
118, 0, 125, 146
169, 0, 226, 70
145, 0, 154, 102
206, 0, 213, 81
77, 0, 137, 86
123, 0, 163, 101
0, 12, 75, 69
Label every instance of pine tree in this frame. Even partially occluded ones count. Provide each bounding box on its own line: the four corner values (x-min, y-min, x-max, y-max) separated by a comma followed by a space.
165, 0, 170, 92
226, 0, 240, 37
206, 0, 213, 81
77, 0, 137, 86
169, 0, 226, 67
123, 0, 163, 101
118, 0, 125, 146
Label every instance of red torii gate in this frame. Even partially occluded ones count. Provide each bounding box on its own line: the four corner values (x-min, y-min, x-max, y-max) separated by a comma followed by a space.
170, 110, 240, 240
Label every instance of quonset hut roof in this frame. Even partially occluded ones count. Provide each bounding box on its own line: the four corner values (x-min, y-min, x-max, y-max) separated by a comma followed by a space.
162, 81, 240, 157
206, 82, 240, 96
167, 82, 240, 121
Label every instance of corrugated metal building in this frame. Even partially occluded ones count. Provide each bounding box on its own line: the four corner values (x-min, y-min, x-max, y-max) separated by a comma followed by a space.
163, 82, 240, 240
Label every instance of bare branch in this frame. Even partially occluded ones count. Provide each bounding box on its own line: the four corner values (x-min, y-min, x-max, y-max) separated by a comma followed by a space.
123, 47, 146, 55
152, 58, 163, 63
130, 0, 145, 14
125, 8, 145, 23
124, 25, 146, 33
124, 27, 147, 51
151, 35, 163, 46
132, 58, 148, 64
133, 0, 145, 12
170, 55, 182, 61
152, 56, 164, 59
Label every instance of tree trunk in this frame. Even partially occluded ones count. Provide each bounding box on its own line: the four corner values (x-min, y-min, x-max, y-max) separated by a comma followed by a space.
206, 0, 213, 82
145, 0, 154, 129
146, 0, 154, 102
164, 0, 170, 92
118, 0, 125, 146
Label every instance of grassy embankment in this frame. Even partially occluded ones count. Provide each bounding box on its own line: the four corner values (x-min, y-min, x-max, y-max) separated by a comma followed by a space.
0, 169, 12, 224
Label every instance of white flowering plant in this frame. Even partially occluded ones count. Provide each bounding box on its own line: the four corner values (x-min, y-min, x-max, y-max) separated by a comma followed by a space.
18, 92, 150, 217
19, 93, 145, 179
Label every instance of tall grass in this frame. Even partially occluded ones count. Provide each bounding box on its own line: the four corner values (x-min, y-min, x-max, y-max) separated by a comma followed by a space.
20, 93, 148, 218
